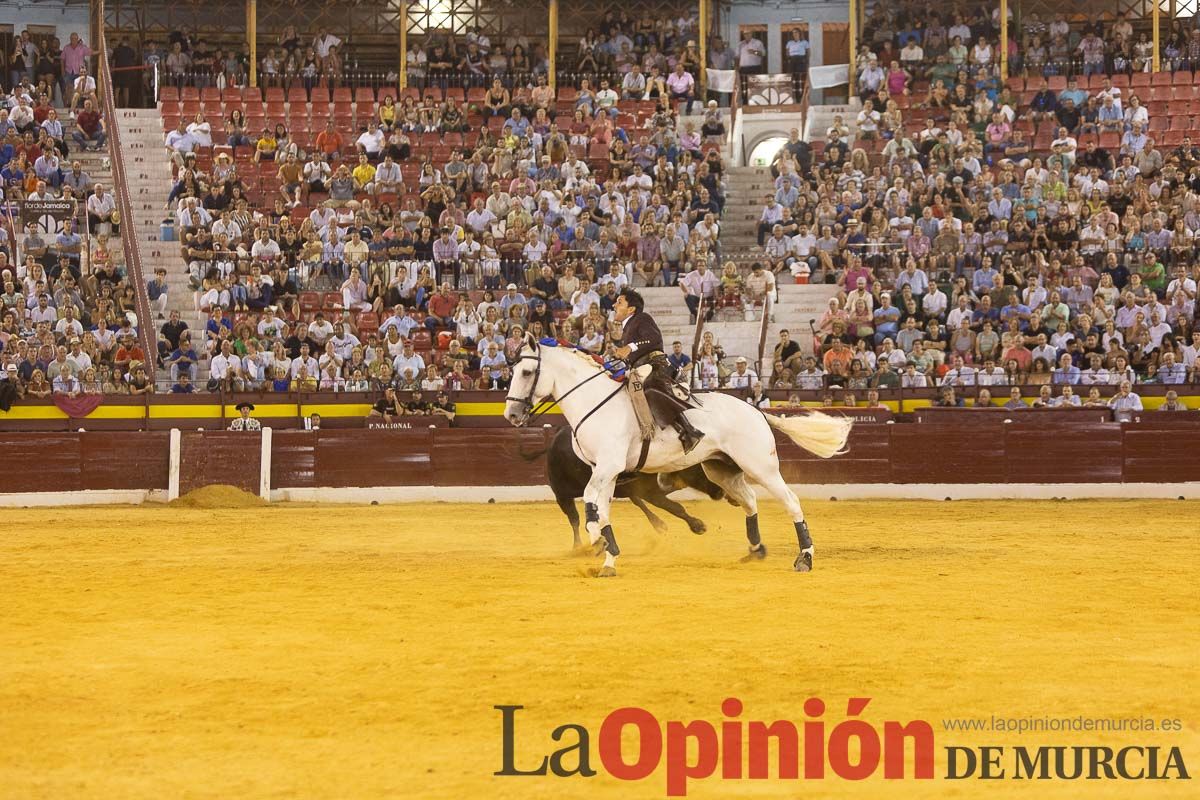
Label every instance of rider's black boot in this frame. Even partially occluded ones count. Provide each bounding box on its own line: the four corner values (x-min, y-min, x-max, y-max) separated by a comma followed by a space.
674, 415, 705, 454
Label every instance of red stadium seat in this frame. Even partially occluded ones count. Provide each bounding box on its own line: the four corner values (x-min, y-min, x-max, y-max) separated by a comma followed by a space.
1131, 73, 1151, 88
1151, 71, 1172, 87
357, 312, 379, 336
299, 292, 321, 312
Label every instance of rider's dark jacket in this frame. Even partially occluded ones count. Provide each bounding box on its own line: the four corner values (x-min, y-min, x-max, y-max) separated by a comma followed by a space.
617, 310, 665, 367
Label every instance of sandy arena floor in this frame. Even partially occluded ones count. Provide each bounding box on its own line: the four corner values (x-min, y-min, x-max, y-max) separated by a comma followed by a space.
1, 497, 1197, 799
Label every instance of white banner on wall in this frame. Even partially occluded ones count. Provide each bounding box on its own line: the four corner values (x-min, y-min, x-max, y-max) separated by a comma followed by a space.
707, 68, 736, 93
809, 64, 850, 89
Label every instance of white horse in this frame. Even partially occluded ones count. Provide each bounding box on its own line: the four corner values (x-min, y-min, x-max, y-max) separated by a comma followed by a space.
503, 336, 852, 576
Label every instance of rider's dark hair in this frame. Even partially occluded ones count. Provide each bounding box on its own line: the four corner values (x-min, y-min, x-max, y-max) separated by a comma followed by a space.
619, 288, 645, 313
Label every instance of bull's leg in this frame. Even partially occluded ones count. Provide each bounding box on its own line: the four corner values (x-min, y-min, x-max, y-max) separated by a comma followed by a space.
556, 492, 583, 548
643, 489, 706, 534
629, 495, 668, 533
699, 461, 764, 561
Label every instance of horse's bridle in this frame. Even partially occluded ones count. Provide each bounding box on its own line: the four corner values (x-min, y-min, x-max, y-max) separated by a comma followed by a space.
505, 343, 624, 430
505, 346, 546, 423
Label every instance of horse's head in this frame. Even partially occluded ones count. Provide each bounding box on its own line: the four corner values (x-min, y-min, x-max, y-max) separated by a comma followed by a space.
504, 334, 551, 427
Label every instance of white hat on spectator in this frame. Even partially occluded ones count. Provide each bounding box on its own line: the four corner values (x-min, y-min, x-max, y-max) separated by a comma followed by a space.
506, 283, 517, 290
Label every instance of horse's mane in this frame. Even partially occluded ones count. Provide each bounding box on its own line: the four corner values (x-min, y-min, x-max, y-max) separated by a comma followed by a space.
538, 340, 606, 372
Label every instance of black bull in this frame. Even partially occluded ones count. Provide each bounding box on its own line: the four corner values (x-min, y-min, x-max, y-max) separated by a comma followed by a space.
522, 427, 728, 546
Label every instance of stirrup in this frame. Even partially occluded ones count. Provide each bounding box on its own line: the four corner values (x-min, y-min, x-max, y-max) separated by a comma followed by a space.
679, 428, 705, 454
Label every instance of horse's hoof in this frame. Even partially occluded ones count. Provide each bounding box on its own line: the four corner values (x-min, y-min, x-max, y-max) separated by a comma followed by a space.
793, 551, 813, 573
588, 566, 618, 578
740, 544, 767, 562
688, 519, 707, 535
593, 538, 607, 557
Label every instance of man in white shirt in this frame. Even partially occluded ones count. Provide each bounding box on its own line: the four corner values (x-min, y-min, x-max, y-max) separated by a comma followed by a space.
1079, 355, 1110, 385
923, 279, 949, 320
330, 322, 361, 361
176, 198, 211, 230
679, 263, 719, 322
208, 340, 244, 392
946, 296, 974, 331
1030, 334, 1058, 366
86, 184, 118, 234
570, 280, 601, 317
164, 120, 196, 168
597, 263, 628, 293
790, 224, 818, 277
940, 355, 977, 387
727, 358, 757, 389
250, 229, 281, 264
356, 122, 385, 159
621, 66, 647, 100
466, 197, 497, 235
737, 30, 766, 73
1166, 265, 1197, 300
284, 342, 317, 383
372, 155, 403, 195
68, 66, 97, 115
211, 211, 242, 242
976, 359, 1006, 386
312, 29, 342, 59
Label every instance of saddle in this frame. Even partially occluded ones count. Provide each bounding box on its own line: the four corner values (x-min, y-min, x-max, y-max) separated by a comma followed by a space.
627, 363, 700, 434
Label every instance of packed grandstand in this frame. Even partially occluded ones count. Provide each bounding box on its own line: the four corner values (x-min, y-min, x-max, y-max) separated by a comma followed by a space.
0, 2, 1197, 417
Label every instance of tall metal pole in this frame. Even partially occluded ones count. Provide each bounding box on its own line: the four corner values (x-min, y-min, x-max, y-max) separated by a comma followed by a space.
399, 0, 408, 91
699, 0, 709, 89
848, 0, 857, 96
247, 0, 257, 87
1153, 1, 1161, 72
999, 0, 1008, 81
548, 0, 558, 92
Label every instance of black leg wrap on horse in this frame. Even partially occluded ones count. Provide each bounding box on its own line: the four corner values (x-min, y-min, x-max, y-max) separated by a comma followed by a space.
795, 520, 813, 549
585, 503, 599, 524
601, 524, 620, 556
745, 514, 761, 547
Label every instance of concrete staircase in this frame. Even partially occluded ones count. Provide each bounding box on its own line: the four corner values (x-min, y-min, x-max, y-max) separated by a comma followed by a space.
111, 108, 186, 380
803, 98, 862, 144
720, 164, 772, 253
638, 282, 838, 381
59, 115, 116, 273
641, 287, 695, 351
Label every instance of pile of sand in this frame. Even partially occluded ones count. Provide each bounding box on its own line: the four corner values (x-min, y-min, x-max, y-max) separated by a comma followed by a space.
168, 485, 267, 509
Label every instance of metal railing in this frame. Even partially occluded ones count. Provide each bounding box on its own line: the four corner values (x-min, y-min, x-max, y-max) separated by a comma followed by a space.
688, 294, 708, 389
755, 293, 773, 379
155, 69, 640, 97
97, 0, 156, 365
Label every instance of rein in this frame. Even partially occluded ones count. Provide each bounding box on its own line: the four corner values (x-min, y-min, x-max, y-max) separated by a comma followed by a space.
505, 340, 629, 437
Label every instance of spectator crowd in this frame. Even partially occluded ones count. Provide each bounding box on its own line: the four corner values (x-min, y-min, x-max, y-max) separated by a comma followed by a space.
155, 15, 732, 395
746, 4, 1198, 409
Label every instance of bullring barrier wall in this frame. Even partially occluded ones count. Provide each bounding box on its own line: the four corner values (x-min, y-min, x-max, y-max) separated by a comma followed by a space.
3, 418, 1199, 506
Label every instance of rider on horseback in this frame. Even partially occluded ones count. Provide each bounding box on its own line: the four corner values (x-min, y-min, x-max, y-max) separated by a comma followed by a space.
610, 288, 706, 454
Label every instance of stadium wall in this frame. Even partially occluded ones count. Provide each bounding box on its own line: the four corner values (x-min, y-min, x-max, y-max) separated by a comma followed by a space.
2, 422, 1199, 507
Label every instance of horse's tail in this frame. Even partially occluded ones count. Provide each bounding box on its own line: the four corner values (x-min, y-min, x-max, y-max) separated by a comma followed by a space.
764, 411, 853, 459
